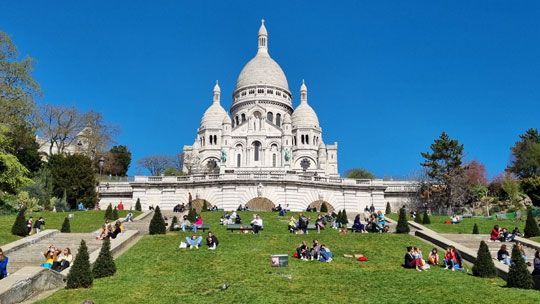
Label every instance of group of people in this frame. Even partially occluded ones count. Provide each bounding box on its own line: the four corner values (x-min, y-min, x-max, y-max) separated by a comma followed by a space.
41, 245, 73, 272
295, 240, 333, 262
180, 232, 219, 250
25, 216, 46, 235
490, 225, 521, 242
173, 203, 186, 213
363, 210, 389, 233
272, 204, 288, 216
177, 215, 205, 232
497, 243, 533, 266
219, 211, 242, 225
96, 220, 124, 240
404, 246, 463, 272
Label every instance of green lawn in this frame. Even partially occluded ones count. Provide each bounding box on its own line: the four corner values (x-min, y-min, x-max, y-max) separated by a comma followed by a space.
387, 213, 533, 235
0, 210, 140, 247
38, 211, 540, 304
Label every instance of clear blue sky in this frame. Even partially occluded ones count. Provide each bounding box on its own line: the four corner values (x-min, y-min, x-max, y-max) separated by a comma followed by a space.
1, 1, 539, 179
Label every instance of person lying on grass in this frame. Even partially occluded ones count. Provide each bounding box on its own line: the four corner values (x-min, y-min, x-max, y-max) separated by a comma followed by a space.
206, 232, 219, 250
183, 235, 203, 249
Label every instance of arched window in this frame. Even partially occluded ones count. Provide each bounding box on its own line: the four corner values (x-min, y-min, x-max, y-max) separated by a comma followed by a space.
306, 135, 309, 144
213, 135, 217, 145
272, 153, 277, 167
241, 113, 246, 122
253, 141, 261, 161
267, 112, 273, 123
235, 116, 239, 126
209, 135, 213, 145
276, 113, 281, 127
237, 154, 241, 167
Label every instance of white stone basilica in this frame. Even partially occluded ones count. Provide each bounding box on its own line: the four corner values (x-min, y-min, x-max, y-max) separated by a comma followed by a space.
182, 21, 338, 176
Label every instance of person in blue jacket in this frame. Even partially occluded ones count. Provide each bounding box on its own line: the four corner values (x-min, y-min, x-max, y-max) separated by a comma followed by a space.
0, 248, 8, 280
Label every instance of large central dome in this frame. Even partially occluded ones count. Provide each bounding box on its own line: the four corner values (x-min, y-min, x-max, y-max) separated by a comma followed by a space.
233, 20, 290, 95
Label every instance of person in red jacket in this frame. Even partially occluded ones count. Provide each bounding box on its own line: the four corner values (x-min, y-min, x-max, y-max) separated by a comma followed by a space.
117, 201, 124, 211
490, 225, 501, 242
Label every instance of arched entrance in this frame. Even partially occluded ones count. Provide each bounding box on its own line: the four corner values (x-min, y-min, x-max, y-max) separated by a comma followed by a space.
307, 200, 335, 213
191, 199, 213, 213
245, 197, 275, 211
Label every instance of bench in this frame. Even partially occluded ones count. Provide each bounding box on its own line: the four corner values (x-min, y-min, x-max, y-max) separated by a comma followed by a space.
226, 224, 263, 232
171, 224, 210, 232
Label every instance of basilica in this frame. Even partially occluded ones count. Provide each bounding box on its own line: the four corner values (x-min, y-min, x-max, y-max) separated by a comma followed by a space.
182, 21, 338, 177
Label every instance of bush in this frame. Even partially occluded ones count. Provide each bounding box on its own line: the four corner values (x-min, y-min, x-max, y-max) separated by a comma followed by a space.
320, 202, 328, 213
385, 202, 391, 215
202, 201, 208, 212
112, 206, 119, 220
66, 240, 93, 289
524, 208, 540, 238
104, 203, 113, 220
472, 241, 497, 278
92, 238, 116, 279
170, 216, 179, 231
187, 208, 198, 222
506, 244, 534, 289
61, 217, 71, 233
414, 212, 423, 224
396, 207, 410, 234
472, 223, 479, 234
149, 206, 166, 235
135, 198, 142, 211
422, 210, 431, 225
11, 207, 28, 237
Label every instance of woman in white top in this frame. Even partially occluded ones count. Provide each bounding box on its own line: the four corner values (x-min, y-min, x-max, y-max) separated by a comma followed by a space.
251, 214, 263, 234
52, 248, 73, 272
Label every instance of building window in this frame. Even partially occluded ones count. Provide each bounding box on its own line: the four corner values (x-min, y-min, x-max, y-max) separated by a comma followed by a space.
272, 153, 277, 167
267, 112, 273, 123
214, 135, 217, 145
258, 89, 264, 94
306, 135, 309, 144
235, 116, 239, 126
253, 141, 261, 161
209, 135, 213, 145
241, 113, 246, 122
276, 113, 281, 127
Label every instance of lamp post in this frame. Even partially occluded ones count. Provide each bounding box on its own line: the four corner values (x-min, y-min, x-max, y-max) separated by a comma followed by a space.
98, 156, 105, 178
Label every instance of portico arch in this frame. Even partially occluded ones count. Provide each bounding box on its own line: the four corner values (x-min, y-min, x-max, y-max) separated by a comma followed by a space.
191, 199, 213, 213
245, 197, 275, 211
308, 200, 335, 213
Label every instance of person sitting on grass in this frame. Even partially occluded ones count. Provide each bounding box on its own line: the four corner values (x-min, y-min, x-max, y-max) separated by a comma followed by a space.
235, 213, 242, 224
532, 250, 540, 276
52, 248, 73, 272
251, 214, 263, 234
403, 246, 419, 270
315, 214, 325, 233
511, 227, 522, 237
352, 214, 365, 233
497, 244, 511, 265
0, 248, 8, 280
180, 215, 191, 232
311, 239, 321, 260
427, 248, 439, 265
319, 244, 333, 263
184, 235, 203, 249
500, 227, 515, 242
443, 247, 457, 271
206, 232, 219, 250
451, 215, 461, 224
296, 241, 310, 260
192, 215, 204, 232
288, 216, 297, 233
489, 225, 501, 242
413, 247, 429, 270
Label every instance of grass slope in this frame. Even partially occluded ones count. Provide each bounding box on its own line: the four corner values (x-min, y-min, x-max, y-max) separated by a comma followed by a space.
0, 210, 140, 246
38, 212, 540, 304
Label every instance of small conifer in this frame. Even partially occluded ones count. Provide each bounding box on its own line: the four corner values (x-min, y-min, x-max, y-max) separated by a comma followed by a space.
135, 198, 142, 211
11, 207, 28, 237
396, 207, 410, 234
61, 217, 71, 233
92, 238, 116, 278
66, 240, 93, 289
149, 206, 166, 235
472, 241, 497, 278
506, 244, 534, 289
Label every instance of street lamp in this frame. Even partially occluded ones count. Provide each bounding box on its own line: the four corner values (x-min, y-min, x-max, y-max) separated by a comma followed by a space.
98, 156, 105, 177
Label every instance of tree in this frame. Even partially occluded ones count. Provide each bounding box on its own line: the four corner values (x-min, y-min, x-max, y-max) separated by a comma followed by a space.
506, 244, 534, 289
524, 208, 540, 238
61, 217, 71, 233
464, 160, 488, 186
135, 198, 142, 211
66, 240, 93, 289
76, 111, 118, 158
11, 207, 28, 236
396, 207, 410, 233
170, 216, 179, 231
5, 124, 42, 174
472, 223, 479, 234
414, 212, 423, 224
106, 145, 131, 176
521, 176, 540, 206
341, 209, 349, 225
149, 206, 166, 235
48, 154, 97, 208
320, 202, 328, 213
137, 155, 175, 176
104, 204, 113, 221
422, 210, 431, 224
421, 132, 466, 209
112, 206, 119, 220
0, 149, 32, 194
472, 241, 496, 278
345, 168, 375, 179
0, 31, 40, 128
507, 128, 540, 179
186, 208, 198, 222
92, 238, 116, 279
385, 202, 391, 215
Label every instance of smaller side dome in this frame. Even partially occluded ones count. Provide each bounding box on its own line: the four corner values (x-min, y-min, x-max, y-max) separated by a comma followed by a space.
200, 82, 228, 129
222, 115, 232, 125
291, 81, 320, 129
282, 113, 292, 124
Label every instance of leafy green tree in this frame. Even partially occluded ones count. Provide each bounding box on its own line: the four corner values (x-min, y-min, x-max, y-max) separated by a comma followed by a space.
186, 208, 198, 222
385, 202, 391, 215
104, 204, 113, 221
524, 208, 540, 238
521, 176, 540, 206
109, 145, 131, 176
421, 132, 466, 208
92, 238, 116, 279
341, 209, 349, 226
66, 240, 93, 289
149, 206, 166, 235
472, 223, 479, 234
61, 217, 71, 233
320, 202, 328, 213
507, 128, 540, 179
414, 212, 423, 224
422, 210, 431, 225
345, 168, 375, 179
5, 124, 42, 174
11, 207, 28, 236
472, 241, 497, 278
48, 154, 97, 209
507, 244, 534, 289
396, 207, 410, 233
0, 151, 32, 194
135, 198, 141, 211
112, 206, 119, 220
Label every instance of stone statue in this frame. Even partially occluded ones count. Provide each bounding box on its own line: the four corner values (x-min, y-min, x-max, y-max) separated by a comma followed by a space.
257, 183, 263, 197
220, 149, 227, 163
284, 148, 290, 162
